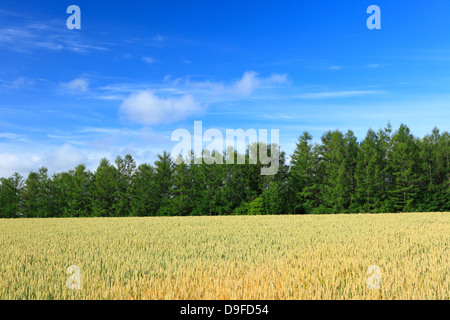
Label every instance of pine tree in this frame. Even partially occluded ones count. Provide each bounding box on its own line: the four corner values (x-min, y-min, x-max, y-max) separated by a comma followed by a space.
222, 149, 248, 213
343, 130, 359, 212
154, 151, 174, 216
130, 163, 158, 216
355, 129, 384, 212
71, 164, 93, 216
23, 171, 40, 218
171, 158, 194, 216
390, 124, 420, 212
418, 128, 441, 211
289, 132, 317, 214
317, 130, 348, 213
52, 171, 73, 217
262, 181, 285, 215
377, 122, 394, 212
91, 159, 117, 217
438, 131, 450, 210
114, 154, 136, 216
418, 128, 450, 211
0, 173, 24, 218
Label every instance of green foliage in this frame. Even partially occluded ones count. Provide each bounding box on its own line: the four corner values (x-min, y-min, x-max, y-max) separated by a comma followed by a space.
130, 163, 157, 217
0, 124, 448, 218
91, 159, 117, 217
289, 131, 317, 214
247, 196, 264, 215
389, 125, 420, 211
0, 173, 23, 218
114, 155, 136, 217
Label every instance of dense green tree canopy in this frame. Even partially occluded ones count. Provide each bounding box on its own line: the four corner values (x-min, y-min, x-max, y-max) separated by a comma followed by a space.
1, 124, 448, 218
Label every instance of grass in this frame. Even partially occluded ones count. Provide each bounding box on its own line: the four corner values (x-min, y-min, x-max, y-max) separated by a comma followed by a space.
0, 212, 449, 299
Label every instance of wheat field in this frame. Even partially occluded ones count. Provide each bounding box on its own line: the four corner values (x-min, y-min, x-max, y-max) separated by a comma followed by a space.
0, 212, 449, 300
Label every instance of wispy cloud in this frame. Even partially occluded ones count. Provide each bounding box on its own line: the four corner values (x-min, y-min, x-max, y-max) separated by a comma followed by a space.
0, 20, 109, 54
0, 77, 34, 90
232, 71, 260, 96
365, 63, 387, 68
152, 35, 166, 42
97, 71, 291, 126
60, 78, 89, 93
0, 8, 31, 18
231, 71, 289, 96
296, 90, 388, 99
120, 91, 204, 125
97, 71, 289, 99
93, 71, 291, 121
181, 71, 290, 98
0, 132, 26, 141
142, 56, 155, 64
261, 113, 293, 120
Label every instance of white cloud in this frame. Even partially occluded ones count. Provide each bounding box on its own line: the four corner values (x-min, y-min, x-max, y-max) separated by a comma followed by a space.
47, 143, 86, 171
61, 78, 89, 93
232, 71, 260, 96
365, 64, 388, 68
152, 35, 165, 42
1, 144, 88, 176
97, 71, 290, 105
120, 91, 203, 125
264, 73, 289, 85
97, 94, 126, 101
0, 77, 34, 90
0, 143, 90, 177
0, 23, 109, 54
0, 153, 38, 178
102, 71, 290, 124
10, 77, 34, 89
0, 133, 25, 141
296, 90, 388, 99
231, 71, 288, 97
142, 56, 154, 64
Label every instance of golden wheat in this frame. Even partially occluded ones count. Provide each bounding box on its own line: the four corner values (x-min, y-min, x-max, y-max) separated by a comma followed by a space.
0, 212, 448, 299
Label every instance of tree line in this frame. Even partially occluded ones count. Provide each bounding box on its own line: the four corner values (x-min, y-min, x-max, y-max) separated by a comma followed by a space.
0, 123, 448, 218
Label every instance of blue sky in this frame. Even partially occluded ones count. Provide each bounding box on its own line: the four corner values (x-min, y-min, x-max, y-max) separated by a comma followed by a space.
0, 0, 449, 177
